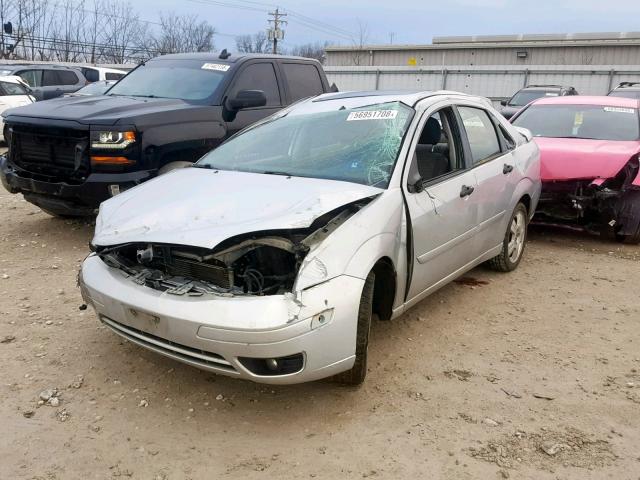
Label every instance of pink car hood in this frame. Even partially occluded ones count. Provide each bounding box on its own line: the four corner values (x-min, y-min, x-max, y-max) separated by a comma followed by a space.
535, 137, 640, 183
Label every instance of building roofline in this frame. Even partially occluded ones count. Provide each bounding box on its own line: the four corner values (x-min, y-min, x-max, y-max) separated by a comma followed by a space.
326, 33, 640, 52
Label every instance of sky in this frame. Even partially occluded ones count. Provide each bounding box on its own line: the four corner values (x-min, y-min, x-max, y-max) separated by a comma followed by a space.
136, 0, 640, 51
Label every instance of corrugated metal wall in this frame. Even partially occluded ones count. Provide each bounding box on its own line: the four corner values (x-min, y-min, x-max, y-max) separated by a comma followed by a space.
326, 45, 640, 67
324, 65, 640, 107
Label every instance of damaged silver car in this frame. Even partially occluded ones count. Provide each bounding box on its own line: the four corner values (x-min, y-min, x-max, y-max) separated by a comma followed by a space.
79, 91, 541, 385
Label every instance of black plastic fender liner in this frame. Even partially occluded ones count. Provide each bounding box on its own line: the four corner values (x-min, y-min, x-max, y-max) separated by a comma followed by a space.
615, 188, 640, 237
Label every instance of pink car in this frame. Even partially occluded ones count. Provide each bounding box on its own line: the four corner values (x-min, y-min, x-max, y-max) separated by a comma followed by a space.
511, 96, 640, 244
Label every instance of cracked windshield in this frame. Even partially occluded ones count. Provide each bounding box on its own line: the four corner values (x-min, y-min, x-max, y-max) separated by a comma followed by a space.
197, 102, 414, 187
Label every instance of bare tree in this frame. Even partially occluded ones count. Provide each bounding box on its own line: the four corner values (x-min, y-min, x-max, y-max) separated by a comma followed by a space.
288, 41, 328, 63
235, 31, 270, 54
350, 20, 369, 66
100, 0, 146, 63
147, 12, 215, 55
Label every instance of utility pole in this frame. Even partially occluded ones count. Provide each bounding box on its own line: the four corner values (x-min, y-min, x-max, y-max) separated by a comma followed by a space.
267, 8, 287, 54
389, 32, 395, 44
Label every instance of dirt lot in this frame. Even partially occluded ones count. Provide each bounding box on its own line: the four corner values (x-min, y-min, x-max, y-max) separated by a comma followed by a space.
1, 187, 639, 480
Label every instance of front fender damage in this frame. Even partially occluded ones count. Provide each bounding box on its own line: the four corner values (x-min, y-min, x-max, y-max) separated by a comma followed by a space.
91, 196, 377, 298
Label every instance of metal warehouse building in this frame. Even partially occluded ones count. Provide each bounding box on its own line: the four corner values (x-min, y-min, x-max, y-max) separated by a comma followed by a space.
323, 32, 640, 103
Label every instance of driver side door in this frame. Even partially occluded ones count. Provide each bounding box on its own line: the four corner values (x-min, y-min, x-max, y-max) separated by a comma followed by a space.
223, 62, 284, 137
404, 104, 479, 304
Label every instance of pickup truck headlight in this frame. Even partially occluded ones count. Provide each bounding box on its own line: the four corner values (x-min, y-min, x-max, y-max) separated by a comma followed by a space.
91, 131, 136, 150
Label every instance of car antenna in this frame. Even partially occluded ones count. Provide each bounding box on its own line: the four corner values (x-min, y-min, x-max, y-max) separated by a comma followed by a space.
219, 49, 231, 60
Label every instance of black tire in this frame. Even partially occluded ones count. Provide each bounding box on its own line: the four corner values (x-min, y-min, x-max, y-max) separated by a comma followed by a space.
616, 229, 640, 245
333, 271, 375, 386
487, 203, 528, 272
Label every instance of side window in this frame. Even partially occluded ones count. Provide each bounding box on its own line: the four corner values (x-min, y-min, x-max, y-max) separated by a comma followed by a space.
231, 63, 281, 107
82, 68, 99, 82
58, 70, 80, 85
42, 70, 60, 86
105, 72, 125, 81
458, 106, 501, 165
282, 63, 324, 101
18, 70, 42, 87
0, 81, 27, 95
411, 107, 465, 183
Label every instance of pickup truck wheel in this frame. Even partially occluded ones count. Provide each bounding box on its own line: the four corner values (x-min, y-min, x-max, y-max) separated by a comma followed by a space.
615, 228, 640, 245
158, 161, 193, 175
487, 203, 528, 272
333, 271, 375, 386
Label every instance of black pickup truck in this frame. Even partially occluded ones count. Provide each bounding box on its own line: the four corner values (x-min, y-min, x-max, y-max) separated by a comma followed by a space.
0, 52, 333, 216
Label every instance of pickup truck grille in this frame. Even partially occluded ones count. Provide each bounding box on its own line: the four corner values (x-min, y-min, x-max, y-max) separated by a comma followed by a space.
10, 125, 90, 180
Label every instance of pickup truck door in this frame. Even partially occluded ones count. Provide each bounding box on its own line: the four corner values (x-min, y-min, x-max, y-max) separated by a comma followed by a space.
404, 104, 479, 302
224, 62, 285, 137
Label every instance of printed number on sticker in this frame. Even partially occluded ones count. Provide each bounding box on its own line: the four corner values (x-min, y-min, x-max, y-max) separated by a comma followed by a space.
202, 63, 230, 72
604, 106, 636, 114
347, 110, 398, 121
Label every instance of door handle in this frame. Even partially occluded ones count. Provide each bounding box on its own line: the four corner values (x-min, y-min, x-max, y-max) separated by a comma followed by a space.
503, 164, 514, 174
460, 185, 474, 198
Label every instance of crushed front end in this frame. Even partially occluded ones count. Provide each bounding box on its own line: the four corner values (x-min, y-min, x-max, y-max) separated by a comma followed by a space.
535, 156, 640, 243
79, 200, 373, 384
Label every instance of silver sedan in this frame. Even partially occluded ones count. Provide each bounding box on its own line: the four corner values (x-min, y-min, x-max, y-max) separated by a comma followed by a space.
79, 90, 541, 385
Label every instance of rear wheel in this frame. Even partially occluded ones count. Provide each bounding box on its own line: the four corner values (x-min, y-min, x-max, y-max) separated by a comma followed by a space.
333, 271, 375, 386
615, 228, 640, 245
487, 203, 528, 272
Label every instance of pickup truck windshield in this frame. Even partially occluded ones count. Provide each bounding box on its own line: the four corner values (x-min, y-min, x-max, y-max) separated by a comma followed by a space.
513, 104, 640, 141
196, 101, 415, 188
107, 60, 228, 101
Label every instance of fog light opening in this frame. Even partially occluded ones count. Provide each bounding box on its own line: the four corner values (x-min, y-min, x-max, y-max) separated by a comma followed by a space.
238, 353, 304, 376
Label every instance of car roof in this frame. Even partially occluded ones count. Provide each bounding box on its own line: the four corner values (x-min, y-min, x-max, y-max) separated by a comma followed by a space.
312, 90, 491, 107
153, 52, 317, 63
0, 63, 78, 71
532, 95, 640, 107
521, 85, 566, 91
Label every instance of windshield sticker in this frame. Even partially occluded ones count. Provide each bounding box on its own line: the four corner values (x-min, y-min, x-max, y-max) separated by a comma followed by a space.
347, 110, 398, 121
604, 106, 636, 114
201, 63, 230, 72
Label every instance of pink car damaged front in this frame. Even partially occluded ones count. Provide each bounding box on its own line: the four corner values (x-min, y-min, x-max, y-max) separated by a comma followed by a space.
512, 95, 640, 243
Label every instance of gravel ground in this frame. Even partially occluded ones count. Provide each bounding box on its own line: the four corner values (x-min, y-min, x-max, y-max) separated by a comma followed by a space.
1, 188, 639, 480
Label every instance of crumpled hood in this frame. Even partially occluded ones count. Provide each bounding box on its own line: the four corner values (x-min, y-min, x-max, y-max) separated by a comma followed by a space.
94, 168, 382, 249
3, 95, 206, 126
535, 137, 640, 182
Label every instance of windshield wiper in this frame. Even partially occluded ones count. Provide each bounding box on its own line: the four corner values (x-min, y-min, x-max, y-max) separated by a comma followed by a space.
262, 170, 293, 176
191, 164, 216, 170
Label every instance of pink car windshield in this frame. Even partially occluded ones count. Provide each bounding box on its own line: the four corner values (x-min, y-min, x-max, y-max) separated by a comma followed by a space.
513, 104, 639, 141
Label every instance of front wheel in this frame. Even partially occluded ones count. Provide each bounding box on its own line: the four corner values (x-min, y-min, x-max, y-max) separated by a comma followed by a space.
333, 271, 375, 386
487, 203, 528, 272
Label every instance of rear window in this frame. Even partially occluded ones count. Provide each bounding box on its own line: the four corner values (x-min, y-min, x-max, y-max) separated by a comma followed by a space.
105, 72, 125, 80
509, 90, 558, 107
57, 70, 79, 85
82, 68, 99, 82
513, 104, 640, 141
282, 63, 324, 101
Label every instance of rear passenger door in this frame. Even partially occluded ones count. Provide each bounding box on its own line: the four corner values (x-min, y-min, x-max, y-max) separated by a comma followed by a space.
456, 105, 518, 255
224, 62, 284, 137
281, 62, 325, 103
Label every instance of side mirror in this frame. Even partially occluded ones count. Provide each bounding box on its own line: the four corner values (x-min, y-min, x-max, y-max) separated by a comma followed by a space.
514, 126, 533, 142
228, 90, 267, 110
500, 99, 508, 107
